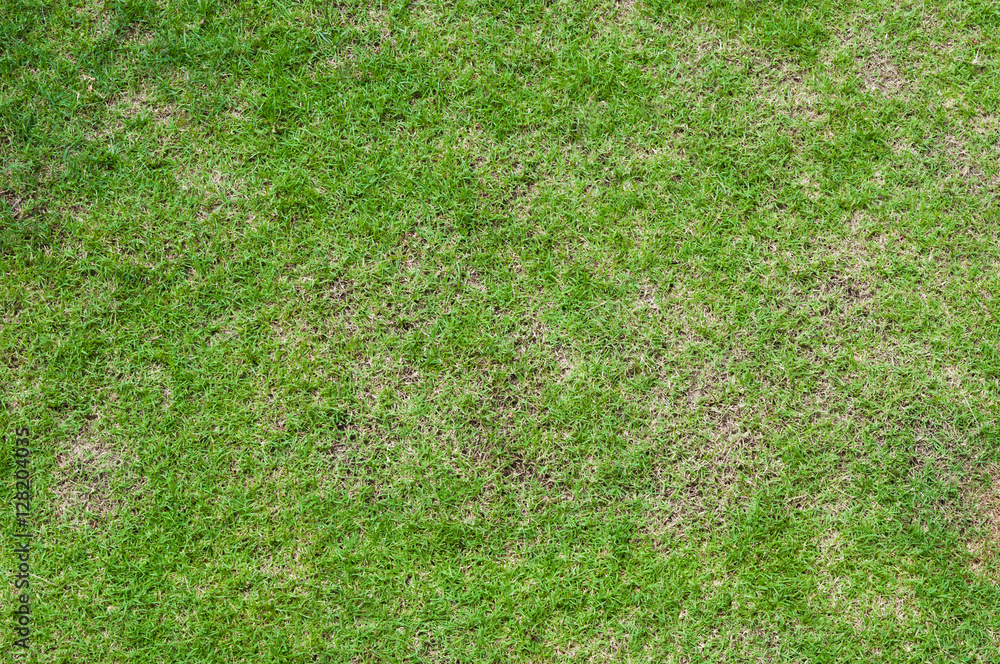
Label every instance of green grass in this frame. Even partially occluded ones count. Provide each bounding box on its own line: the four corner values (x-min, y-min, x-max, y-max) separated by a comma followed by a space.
3, 0, 1000, 661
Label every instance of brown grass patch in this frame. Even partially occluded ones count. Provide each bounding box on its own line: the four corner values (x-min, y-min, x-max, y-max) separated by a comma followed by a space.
753, 61, 823, 123
849, 587, 922, 631
644, 366, 776, 545
933, 125, 1000, 195
830, 24, 911, 95
1, 189, 25, 218
112, 83, 184, 130
325, 424, 394, 503
781, 268, 877, 332
289, 275, 359, 335
53, 418, 139, 527
452, 397, 559, 490
614, 0, 638, 20
941, 132, 986, 184
965, 466, 1000, 580
478, 446, 556, 489
856, 48, 907, 95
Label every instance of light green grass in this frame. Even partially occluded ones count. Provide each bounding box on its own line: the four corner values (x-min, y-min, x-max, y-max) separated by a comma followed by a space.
3, 0, 1000, 661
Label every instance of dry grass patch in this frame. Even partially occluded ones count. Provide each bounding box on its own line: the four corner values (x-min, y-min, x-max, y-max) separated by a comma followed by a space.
855, 47, 908, 95
965, 467, 1000, 581
809, 272, 874, 313
936, 130, 997, 191
750, 57, 824, 123
644, 366, 777, 544
498, 448, 556, 489
53, 418, 139, 527
849, 587, 921, 631
112, 83, 184, 129
613, 0, 638, 22
325, 427, 395, 503
0, 188, 25, 218
833, 21, 912, 90
342, 353, 425, 430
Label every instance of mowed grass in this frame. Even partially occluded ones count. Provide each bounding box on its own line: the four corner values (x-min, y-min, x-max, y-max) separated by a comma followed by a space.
3, 0, 1000, 661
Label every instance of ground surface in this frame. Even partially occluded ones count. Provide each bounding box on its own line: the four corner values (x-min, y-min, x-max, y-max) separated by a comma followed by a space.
2, 0, 1000, 661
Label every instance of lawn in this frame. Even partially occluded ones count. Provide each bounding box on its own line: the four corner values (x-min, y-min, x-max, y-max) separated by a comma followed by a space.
2, 0, 1000, 661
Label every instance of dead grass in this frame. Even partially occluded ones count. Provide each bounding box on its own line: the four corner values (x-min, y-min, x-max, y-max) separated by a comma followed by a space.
106, 84, 184, 138
1, 188, 25, 218
827, 24, 912, 95
966, 467, 1000, 576
644, 364, 777, 544
53, 417, 135, 527
752, 59, 824, 123
850, 588, 921, 631
498, 448, 556, 489
614, 0, 638, 21
939, 132, 990, 187
796, 272, 875, 326
856, 48, 908, 95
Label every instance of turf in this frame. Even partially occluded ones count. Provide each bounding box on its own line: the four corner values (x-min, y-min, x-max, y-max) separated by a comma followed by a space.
2, 0, 1000, 661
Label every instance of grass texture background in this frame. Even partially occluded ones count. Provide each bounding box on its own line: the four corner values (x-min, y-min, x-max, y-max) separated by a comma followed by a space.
2, 0, 1000, 661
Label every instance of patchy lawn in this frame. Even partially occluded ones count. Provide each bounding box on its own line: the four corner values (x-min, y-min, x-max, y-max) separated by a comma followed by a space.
2, 0, 1000, 661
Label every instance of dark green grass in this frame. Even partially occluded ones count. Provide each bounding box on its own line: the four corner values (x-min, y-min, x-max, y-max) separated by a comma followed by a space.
3, 0, 1000, 661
